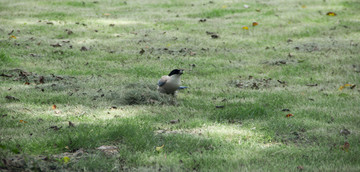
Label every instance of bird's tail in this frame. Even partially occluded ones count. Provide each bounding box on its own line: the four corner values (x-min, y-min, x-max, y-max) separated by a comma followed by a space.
178, 86, 188, 90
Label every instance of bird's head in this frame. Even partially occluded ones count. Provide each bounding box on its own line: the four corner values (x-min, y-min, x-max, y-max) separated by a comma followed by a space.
168, 69, 184, 76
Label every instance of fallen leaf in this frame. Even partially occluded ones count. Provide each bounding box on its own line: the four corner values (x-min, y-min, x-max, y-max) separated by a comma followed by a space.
139, 48, 145, 55
0, 74, 13, 77
50, 126, 62, 131
96, 145, 118, 155
211, 34, 219, 39
80, 46, 88, 51
297, 166, 304, 170
340, 128, 350, 136
63, 156, 70, 163
39, 76, 45, 84
338, 85, 345, 91
52, 104, 57, 109
286, 114, 294, 117
156, 145, 164, 152
222, 5, 227, 8
301, 5, 306, 8
8, 30, 14, 35
242, 26, 249, 30
69, 121, 75, 127
10, 35, 17, 39
104, 13, 111, 16
340, 142, 350, 152
5, 95, 19, 101
170, 119, 180, 124
50, 43, 62, 47
252, 22, 258, 26
25, 82, 30, 85
326, 12, 336, 16
19, 120, 28, 123
199, 19, 207, 22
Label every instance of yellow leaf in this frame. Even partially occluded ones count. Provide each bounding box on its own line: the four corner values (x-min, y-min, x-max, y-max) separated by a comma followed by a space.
156, 145, 164, 152
10, 35, 17, 39
339, 85, 345, 91
242, 26, 249, 30
222, 5, 227, 9
344, 84, 352, 87
63, 156, 70, 163
326, 12, 336, 16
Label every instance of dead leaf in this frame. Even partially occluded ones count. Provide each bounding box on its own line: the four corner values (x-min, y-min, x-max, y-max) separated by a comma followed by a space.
139, 48, 145, 55
170, 119, 180, 124
69, 121, 75, 127
326, 12, 336, 16
5, 95, 19, 101
96, 145, 118, 155
104, 13, 111, 16
50, 43, 62, 47
9, 35, 17, 39
49, 126, 62, 131
199, 19, 207, 22
340, 142, 350, 152
252, 22, 258, 26
19, 120, 28, 123
0, 73, 13, 77
39, 76, 45, 84
80, 46, 88, 51
211, 34, 219, 39
63, 156, 70, 163
286, 114, 294, 117
277, 80, 286, 84
340, 128, 350, 136
297, 166, 304, 170
8, 30, 14, 35
242, 26, 249, 30
24, 82, 30, 85
155, 145, 164, 152
52, 104, 57, 109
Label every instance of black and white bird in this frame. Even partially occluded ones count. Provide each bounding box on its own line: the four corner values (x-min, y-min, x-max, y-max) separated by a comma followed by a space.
157, 69, 187, 95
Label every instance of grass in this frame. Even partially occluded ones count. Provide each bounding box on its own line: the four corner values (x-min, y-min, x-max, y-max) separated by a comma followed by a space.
0, 0, 360, 171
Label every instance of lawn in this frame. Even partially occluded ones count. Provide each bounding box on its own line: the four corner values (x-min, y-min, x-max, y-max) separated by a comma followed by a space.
1, 0, 359, 171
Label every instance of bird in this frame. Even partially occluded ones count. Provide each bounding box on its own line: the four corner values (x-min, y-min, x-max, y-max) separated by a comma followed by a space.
157, 69, 186, 95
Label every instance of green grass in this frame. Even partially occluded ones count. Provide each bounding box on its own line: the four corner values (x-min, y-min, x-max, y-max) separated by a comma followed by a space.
1, 0, 360, 171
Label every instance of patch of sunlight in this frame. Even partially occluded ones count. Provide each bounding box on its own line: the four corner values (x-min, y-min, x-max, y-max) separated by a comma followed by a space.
93, 106, 150, 121
6, 18, 40, 25
90, 18, 146, 25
